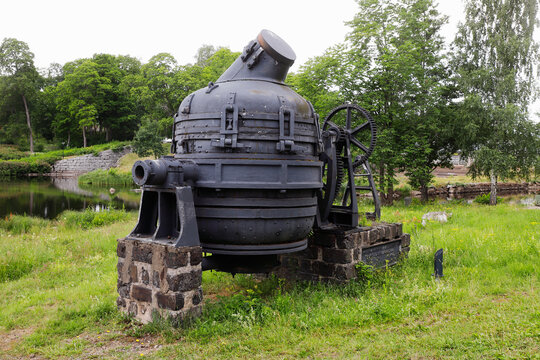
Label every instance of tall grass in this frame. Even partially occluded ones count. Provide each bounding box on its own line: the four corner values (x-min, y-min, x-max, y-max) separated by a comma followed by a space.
78, 168, 134, 186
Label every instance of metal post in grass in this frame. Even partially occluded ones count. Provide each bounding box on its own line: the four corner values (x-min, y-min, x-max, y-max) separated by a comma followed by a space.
433, 248, 443, 279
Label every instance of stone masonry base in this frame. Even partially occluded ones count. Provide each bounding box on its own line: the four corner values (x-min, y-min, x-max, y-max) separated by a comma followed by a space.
117, 238, 203, 324
117, 223, 410, 323
277, 223, 410, 283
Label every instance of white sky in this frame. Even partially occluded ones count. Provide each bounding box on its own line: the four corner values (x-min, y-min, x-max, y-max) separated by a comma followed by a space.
1, 0, 538, 116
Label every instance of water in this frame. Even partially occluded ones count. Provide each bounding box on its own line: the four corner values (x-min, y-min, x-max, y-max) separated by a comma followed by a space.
0, 177, 140, 219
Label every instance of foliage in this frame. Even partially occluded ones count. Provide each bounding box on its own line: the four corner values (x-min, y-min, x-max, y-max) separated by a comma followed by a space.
78, 168, 134, 186
53, 55, 140, 147
452, 0, 540, 205
291, 0, 460, 204
0, 145, 27, 160
0, 160, 51, 176
473, 192, 503, 205
132, 119, 168, 158
0, 38, 41, 152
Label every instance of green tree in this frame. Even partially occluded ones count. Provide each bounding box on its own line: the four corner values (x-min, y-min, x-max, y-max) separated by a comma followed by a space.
396, 0, 459, 201
287, 45, 348, 117
55, 60, 109, 147
121, 47, 238, 140
54, 55, 140, 147
346, 0, 456, 203
132, 119, 167, 158
452, 0, 539, 204
0, 38, 41, 152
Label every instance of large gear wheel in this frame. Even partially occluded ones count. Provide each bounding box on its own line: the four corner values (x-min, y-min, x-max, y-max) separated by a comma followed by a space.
323, 104, 377, 168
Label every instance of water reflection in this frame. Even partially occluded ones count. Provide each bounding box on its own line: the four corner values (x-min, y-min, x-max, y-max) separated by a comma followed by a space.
0, 177, 140, 219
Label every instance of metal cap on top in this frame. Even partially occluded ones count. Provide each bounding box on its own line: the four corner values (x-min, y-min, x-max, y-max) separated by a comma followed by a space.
216, 29, 296, 84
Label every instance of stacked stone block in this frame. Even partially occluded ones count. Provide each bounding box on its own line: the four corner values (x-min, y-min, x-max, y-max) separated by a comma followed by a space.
117, 238, 203, 324
278, 223, 410, 283
52, 147, 131, 175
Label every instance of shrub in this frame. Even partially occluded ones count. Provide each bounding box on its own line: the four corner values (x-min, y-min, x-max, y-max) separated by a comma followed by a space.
395, 184, 412, 197
0, 161, 51, 177
133, 120, 167, 158
0, 145, 28, 160
474, 192, 503, 204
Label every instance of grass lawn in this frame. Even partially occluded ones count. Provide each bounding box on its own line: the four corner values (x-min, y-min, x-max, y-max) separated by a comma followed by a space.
0, 200, 538, 359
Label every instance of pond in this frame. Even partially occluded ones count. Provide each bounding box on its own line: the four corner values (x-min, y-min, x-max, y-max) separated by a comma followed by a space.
0, 177, 140, 219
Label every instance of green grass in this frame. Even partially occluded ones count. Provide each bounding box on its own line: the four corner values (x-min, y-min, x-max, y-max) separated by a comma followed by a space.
78, 168, 135, 186
0, 200, 538, 359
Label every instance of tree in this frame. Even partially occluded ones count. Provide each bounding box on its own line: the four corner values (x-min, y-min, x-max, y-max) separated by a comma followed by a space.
395, 0, 459, 201
194, 45, 221, 67
346, 0, 456, 203
132, 119, 167, 158
121, 47, 239, 140
54, 55, 140, 147
0, 38, 41, 152
55, 60, 109, 147
287, 45, 348, 117
452, 0, 539, 204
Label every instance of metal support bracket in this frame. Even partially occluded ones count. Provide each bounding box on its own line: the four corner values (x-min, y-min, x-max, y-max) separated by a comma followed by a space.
128, 186, 200, 248
212, 92, 246, 149
276, 96, 304, 153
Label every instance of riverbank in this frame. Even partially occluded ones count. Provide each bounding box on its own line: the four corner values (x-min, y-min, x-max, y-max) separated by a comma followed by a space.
0, 200, 538, 359
0, 142, 130, 177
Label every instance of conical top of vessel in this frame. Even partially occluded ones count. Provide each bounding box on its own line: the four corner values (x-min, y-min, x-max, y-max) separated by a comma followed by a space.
216, 29, 296, 84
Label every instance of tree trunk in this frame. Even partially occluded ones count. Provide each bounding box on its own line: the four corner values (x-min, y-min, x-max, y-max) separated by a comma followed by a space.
386, 179, 394, 206
489, 170, 497, 205
82, 126, 87, 148
22, 94, 34, 153
105, 127, 111, 142
420, 184, 429, 202
67, 131, 70, 148
379, 163, 389, 205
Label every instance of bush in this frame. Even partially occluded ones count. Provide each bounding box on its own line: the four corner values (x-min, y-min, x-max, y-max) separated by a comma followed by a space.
395, 184, 412, 197
474, 192, 503, 204
0, 145, 28, 160
0, 160, 51, 177
133, 120, 167, 158
60, 208, 130, 230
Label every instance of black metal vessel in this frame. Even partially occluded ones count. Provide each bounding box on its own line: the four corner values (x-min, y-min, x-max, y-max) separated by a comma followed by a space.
129, 30, 379, 264
174, 30, 321, 254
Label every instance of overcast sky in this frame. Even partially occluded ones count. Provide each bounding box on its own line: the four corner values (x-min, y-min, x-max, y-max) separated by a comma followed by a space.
1, 0, 538, 116
1, 0, 466, 70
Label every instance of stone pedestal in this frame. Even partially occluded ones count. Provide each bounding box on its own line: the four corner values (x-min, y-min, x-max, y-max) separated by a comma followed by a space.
277, 223, 410, 283
116, 238, 203, 324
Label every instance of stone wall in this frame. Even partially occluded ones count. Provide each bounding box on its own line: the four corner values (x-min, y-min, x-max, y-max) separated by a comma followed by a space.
277, 223, 410, 283
117, 238, 203, 324
51, 147, 131, 175
446, 182, 538, 197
